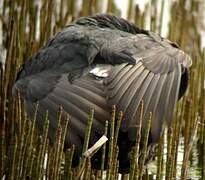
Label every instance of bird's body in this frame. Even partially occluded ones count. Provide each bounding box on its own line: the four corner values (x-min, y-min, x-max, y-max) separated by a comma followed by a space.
13, 14, 191, 172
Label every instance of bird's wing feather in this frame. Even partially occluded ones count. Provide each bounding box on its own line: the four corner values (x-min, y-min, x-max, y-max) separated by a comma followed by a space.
104, 35, 191, 142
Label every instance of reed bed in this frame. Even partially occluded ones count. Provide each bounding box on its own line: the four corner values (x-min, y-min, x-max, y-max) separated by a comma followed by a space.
0, 0, 204, 179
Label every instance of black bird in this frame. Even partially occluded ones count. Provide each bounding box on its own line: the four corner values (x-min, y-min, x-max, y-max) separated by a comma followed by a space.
13, 14, 191, 173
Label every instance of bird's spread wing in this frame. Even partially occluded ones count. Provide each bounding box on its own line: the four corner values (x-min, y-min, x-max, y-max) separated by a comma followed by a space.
13, 15, 192, 151
104, 34, 191, 142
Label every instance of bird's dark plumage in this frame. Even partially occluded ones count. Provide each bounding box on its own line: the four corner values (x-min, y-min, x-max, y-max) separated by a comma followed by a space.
13, 14, 192, 173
